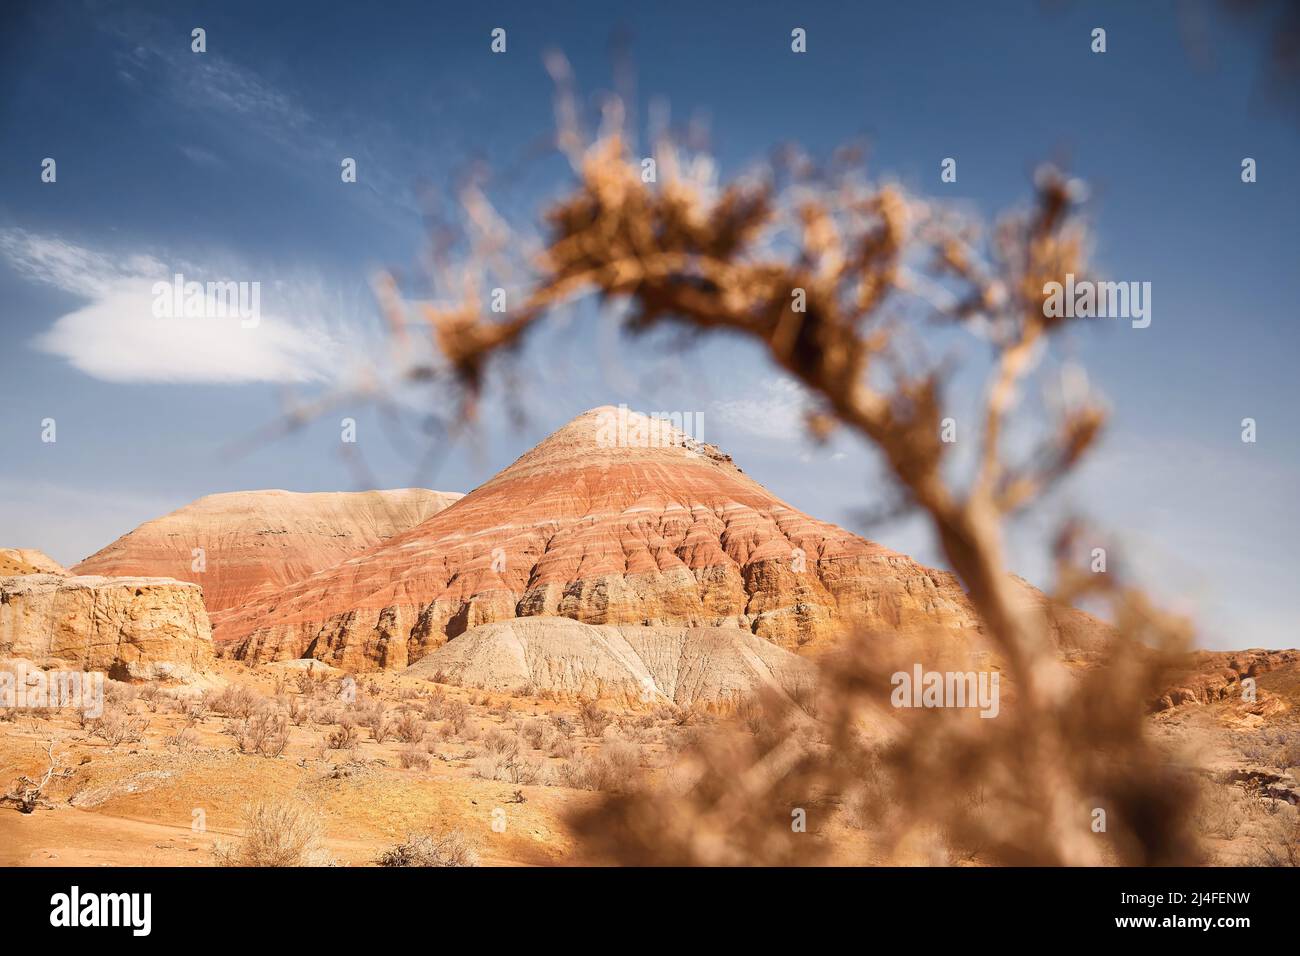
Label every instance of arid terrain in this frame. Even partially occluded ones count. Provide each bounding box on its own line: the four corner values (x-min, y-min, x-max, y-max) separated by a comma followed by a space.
2, 410, 1296, 867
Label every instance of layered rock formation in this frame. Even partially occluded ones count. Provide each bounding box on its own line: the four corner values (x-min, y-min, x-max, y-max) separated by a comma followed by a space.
1153, 649, 1298, 712
73, 489, 462, 616
221, 406, 996, 671
405, 617, 816, 705
0, 573, 214, 680
0, 549, 66, 576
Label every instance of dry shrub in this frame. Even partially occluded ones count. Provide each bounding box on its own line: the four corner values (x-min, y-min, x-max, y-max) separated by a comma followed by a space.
363, 702, 392, 742
423, 685, 447, 716
326, 717, 359, 751
377, 830, 479, 867
579, 701, 612, 737
394, 710, 427, 744
476, 749, 541, 785
233, 708, 289, 758
482, 728, 521, 759
138, 683, 165, 712
213, 799, 333, 867
2, 740, 73, 813
205, 684, 259, 719
519, 718, 550, 750
1251, 812, 1300, 866
558, 741, 642, 792
399, 745, 430, 770
104, 681, 138, 707
444, 700, 469, 735
91, 706, 147, 748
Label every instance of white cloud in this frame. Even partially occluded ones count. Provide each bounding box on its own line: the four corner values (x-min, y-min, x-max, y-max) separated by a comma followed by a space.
2, 229, 358, 385
710, 377, 811, 441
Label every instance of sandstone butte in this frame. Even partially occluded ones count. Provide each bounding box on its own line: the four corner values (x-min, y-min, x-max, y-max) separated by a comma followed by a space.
0, 573, 214, 681
72, 488, 463, 617
0, 548, 66, 576
219, 406, 1108, 672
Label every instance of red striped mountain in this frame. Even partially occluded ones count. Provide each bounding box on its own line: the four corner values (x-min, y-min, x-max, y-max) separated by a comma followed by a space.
216, 406, 1093, 672
73, 489, 462, 617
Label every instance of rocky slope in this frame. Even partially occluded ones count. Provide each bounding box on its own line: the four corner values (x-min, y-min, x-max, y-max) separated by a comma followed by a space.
1153, 649, 1299, 712
405, 616, 816, 705
73, 489, 462, 617
0, 573, 214, 680
0, 549, 66, 576
219, 406, 1088, 672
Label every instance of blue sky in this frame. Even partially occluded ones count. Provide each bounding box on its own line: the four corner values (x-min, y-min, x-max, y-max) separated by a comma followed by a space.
0, 0, 1295, 649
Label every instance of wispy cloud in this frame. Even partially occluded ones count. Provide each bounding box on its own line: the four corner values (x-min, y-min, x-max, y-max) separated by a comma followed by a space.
2, 229, 361, 385
710, 377, 812, 441
110, 29, 417, 226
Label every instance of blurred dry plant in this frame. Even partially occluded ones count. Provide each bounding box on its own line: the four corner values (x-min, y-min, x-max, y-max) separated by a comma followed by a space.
375, 55, 1200, 865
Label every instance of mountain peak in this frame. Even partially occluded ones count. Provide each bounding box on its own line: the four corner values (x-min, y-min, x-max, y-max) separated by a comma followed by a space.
217, 408, 967, 671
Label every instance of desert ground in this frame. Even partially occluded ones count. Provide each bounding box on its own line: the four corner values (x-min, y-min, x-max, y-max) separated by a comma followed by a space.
1, 650, 1296, 867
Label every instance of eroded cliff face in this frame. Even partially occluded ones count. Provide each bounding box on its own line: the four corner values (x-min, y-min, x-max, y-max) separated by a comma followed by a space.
72, 488, 462, 615
219, 407, 989, 671
406, 617, 817, 706
0, 573, 214, 681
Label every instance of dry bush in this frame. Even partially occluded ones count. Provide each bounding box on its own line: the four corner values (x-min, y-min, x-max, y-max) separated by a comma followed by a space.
557, 741, 642, 792
164, 715, 201, 753
233, 709, 289, 758
311, 704, 340, 726
444, 700, 469, 735
91, 706, 147, 748
394, 710, 427, 744
205, 684, 259, 719
579, 701, 612, 737
670, 702, 707, 728
104, 681, 138, 707
138, 683, 165, 713
287, 696, 310, 726
399, 745, 431, 770
2, 740, 73, 813
376, 830, 479, 867
482, 728, 521, 759
181, 698, 209, 724
1193, 780, 1261, 840
213, 799, 333, 867
519, 718, 550, 750
477, 749, 542, 785
423, 685, 447, 714
326, 718, 359, 751
1251, 812, 1300, 866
